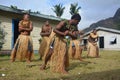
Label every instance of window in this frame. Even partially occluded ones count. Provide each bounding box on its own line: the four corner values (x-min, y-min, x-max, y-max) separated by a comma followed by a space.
110, 37, 117, 44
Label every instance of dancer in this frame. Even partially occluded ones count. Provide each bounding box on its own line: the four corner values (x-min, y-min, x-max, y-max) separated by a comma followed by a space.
87, 29, 99, 58
40, 30, 55, 70
39, 21, 52, 60
69, 30, 84, 61
50, 14, 81, 74
11, 13, 33, 63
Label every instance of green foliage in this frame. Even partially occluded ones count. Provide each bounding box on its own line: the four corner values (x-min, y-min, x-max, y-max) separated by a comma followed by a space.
38, 38, 42, 44
52, 4, 65, 17
70, 3, 81, 15
0, 26, 6, 50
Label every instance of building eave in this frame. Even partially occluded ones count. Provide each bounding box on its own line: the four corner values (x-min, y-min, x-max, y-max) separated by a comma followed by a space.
83, 26, 120, 37
0, 5, 62, 21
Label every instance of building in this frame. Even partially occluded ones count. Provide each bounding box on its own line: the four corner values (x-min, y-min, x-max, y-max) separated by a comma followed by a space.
0, 5, 61, 51
82, 27, 120, 50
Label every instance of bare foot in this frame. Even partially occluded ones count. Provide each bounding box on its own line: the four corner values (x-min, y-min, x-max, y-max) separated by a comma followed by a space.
26, 60, 31, 64
40, 65, 46, 70
61, 70, 68, 74
11, 59, 15, 62
79, 58, 84, 61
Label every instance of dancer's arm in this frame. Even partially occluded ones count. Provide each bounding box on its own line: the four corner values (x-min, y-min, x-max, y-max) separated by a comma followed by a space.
54, 21, 69, 36
24, 21, 33, 32
68, 31, 78, 39
90, 33, 98, 38
40, 26, 51, 36
19, 21, 33, 32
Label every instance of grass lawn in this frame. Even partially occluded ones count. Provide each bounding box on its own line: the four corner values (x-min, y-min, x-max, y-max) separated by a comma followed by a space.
0, 50, 120, 80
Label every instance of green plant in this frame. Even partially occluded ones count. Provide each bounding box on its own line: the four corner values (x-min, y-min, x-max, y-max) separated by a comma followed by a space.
70, 3, 81, 15
52, 4, 65, 17
0, 26, 6, 50
38, 38, 42, 44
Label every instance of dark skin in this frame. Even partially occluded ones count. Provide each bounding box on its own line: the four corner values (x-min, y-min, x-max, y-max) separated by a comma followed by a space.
19, 14, 33, 35
40, 48, 53, 69
11, 14, 33, 63
72, 46, 76, 58
54, 20, 79, 37
19, 22, 33, 35
79, 30, 84, 59
93, 30, 99, 58
91, 30, 98, 45
87, 30, 99, 58
40, 32, 51, 36
40, 20, 79, 74
69, 31, 78, 39
54, 21, 69, 36
71, 31, 83, 61
39, 21, 52, 60
40, 21, 69, 70
54, 21, 70, 74
40, 21, 52, 36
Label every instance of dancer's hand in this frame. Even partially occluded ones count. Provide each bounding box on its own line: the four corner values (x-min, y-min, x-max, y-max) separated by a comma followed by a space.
64, 30, 69, 36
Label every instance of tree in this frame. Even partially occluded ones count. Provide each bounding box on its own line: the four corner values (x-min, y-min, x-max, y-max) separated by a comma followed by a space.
52, 4, 65, 17
70, 3, 81, 15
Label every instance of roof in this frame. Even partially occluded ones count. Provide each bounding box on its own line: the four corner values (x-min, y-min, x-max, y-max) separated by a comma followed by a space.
83, 26, 120, 37
0, 5, 62, 21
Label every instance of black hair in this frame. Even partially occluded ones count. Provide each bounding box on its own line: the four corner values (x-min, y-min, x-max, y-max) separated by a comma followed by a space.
71, 14, 81, 21
93, 29, 97, 31
23, 13, 30, 17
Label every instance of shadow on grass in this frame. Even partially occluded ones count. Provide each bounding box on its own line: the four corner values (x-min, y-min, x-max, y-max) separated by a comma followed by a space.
47, 69, 120, 80
68, 61, 91, 71
82, 56, 101, 59
0, 59, 10, 62
32, 58, 42, 62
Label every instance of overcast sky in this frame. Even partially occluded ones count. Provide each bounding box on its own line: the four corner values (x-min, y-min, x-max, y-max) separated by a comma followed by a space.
0, 0, 120, 29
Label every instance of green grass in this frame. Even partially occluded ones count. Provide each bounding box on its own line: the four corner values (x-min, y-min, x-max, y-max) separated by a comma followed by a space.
0, 50, 120, 80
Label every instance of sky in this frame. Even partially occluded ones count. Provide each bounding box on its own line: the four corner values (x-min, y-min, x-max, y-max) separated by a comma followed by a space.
0, 0, 120, 29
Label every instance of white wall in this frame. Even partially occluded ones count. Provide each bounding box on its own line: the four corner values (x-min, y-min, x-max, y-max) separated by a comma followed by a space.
0, 15, 12, 50
98, 30, 120, 50
0, 15, 59, 51
31, 20, 58, 51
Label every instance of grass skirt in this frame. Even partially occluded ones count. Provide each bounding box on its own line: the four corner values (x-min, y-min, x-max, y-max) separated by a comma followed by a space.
39, 36, 49, 59
50, 35, 69, 73
10, 35, 34, 61
69, 40, 82, 59
43, 31, 55, 60
87, 41, 99, 57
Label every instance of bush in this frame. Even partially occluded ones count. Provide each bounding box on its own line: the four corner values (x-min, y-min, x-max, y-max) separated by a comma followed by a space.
0, 26, 6, 50
38, 38, 42, 44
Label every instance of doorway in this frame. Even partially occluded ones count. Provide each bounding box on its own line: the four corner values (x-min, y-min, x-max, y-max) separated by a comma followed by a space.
12, 19, 20, 48
99, 36, 104, 48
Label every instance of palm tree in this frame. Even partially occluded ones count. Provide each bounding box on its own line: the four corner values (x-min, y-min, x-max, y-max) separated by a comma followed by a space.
70, 3, 81, 15
52, 4, 65, 17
